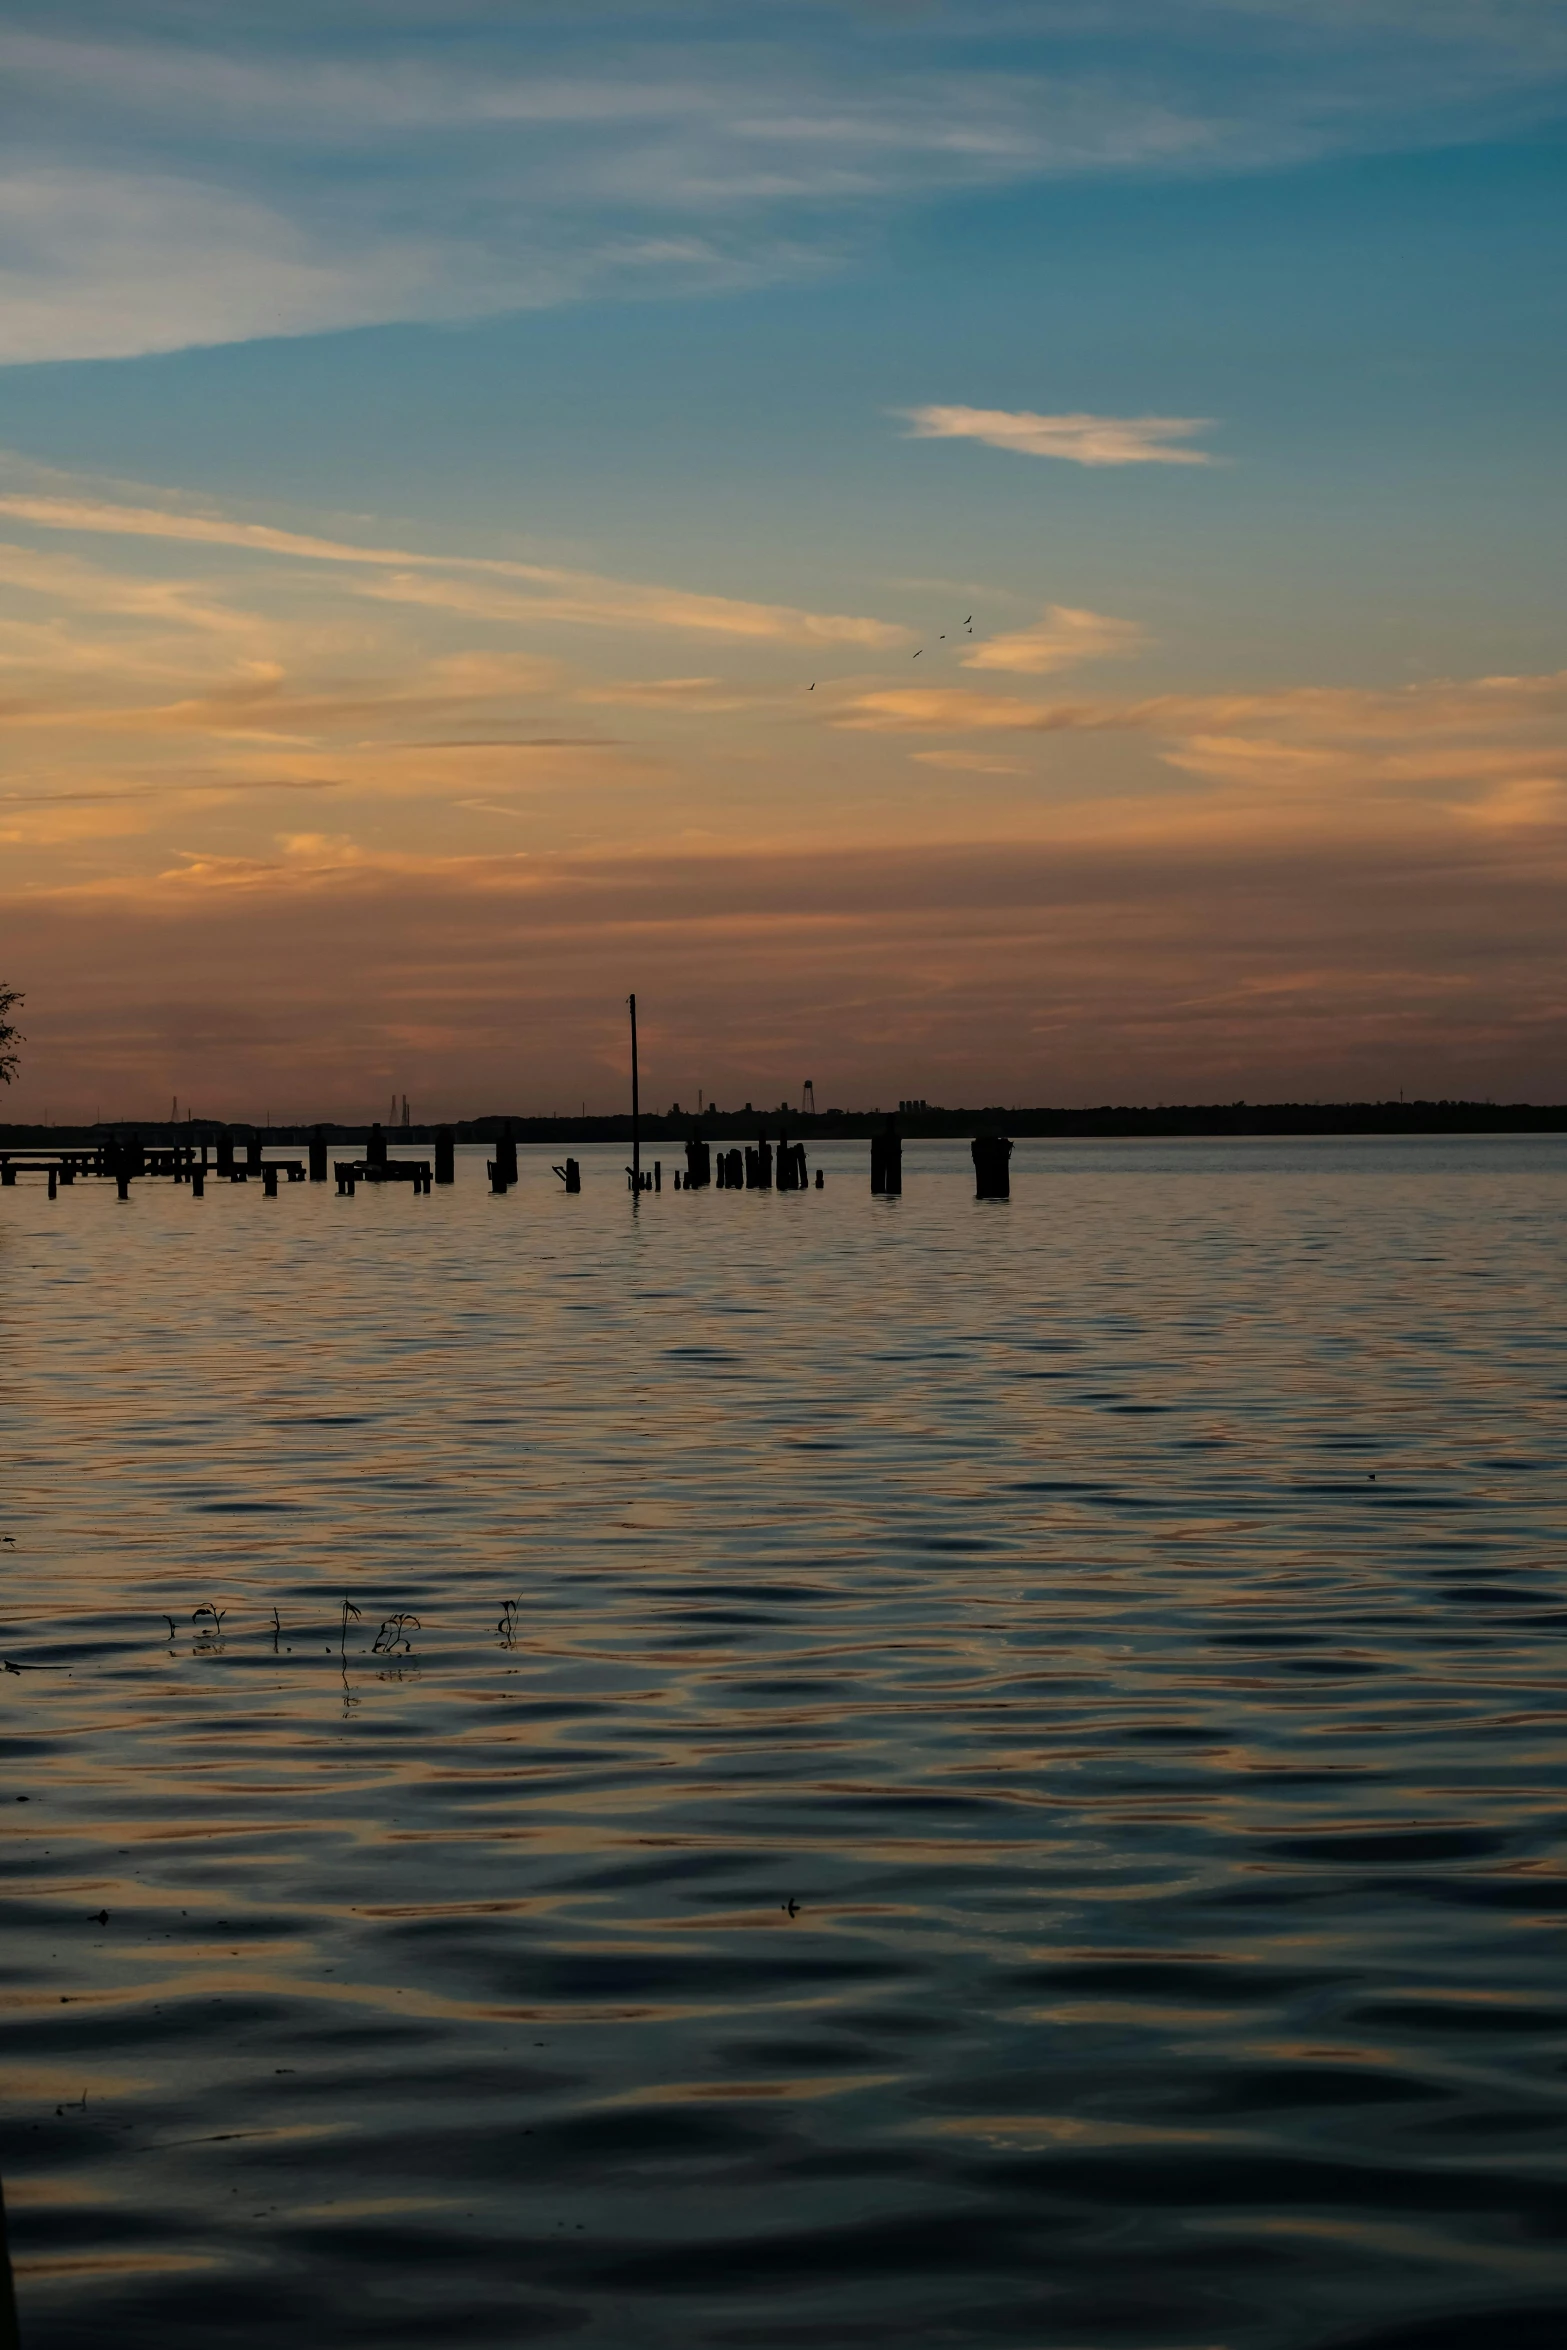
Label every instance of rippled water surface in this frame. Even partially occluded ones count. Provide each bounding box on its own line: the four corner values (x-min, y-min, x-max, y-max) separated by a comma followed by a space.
3, 1136, 1567, 2349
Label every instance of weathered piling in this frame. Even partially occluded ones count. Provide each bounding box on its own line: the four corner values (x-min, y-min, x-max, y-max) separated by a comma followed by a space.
309, 1129, 328, 1183
552, 1156, 581, 1192
191, 1167, 204, 1197
245, 1133, 263, 1175
116, 1170, 131, 1202
870, 1114, 902, 1196
0, 2169, 21, 2350
47, 1167, 57, 1199
654, 1160, 662, 1192
217, 1133, 234, 1178
263, 1163, 279, 1197
0, 1167, 12, 1188
494, 1126, 518, 1187
435, 1127, 455, 1185
972, 1131, 1013, 1199
367, 1122, 388, 1171
336, 1163, 357, 1195
684, 1135, 711, 1188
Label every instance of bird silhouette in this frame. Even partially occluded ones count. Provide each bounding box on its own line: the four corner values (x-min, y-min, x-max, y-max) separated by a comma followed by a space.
912, 648, 922, 659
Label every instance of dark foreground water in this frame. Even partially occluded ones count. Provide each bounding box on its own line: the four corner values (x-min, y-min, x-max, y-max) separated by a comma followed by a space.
2, 1136, 1566, 2350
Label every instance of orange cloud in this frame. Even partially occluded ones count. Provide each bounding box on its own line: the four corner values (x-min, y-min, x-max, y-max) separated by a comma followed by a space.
5, 824, 1563, 1120
962, 604, 1145, 675
899, 406, 1217, 466
0, 482, 906, 647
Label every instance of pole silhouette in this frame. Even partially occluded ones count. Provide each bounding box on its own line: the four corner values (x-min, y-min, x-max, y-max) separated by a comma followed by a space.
629, 993, 641, 1191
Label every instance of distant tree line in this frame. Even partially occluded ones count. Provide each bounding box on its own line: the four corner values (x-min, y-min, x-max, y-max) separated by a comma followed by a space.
0, 982, 21, 1088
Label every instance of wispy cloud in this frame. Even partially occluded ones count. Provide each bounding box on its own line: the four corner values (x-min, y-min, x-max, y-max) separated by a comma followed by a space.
962, 604, 1145, 674
912, 750, 1026, 774
7, 818, 1564, 1117
360, 571, 900, 648
900, 407, 1217, 467
0, 483, 905, 649
581, 676, 764, 710
1, 9, 1562, 360
835, 668, 1567, 828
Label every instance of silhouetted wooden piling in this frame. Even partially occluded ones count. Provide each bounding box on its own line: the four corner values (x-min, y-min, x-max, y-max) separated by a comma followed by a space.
972, 1132, 1013, 1199
776, 1138, 807, 1191
435, 1127, 455, 1185
871, 1114, 902, 1196
0, 2170, 21, 2350
367, 1122, 388, 1170
217, 1133, 234, 1178
552, 1156, 581, 1192
309, 1129, 328, 1183
47, 1167, 57, 1199
116, 1170, 130, 1201
263, 1163, 279, 1197
245, 1133, 263, 1174
191, 1167, 204, 1197
684, 1135, 711, 1188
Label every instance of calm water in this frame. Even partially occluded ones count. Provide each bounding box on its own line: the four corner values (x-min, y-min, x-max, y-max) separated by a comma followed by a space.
3, 1136, 1566, 2350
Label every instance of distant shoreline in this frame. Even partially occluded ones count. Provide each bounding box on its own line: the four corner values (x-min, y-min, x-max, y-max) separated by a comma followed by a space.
3, 1101, 1563, 1148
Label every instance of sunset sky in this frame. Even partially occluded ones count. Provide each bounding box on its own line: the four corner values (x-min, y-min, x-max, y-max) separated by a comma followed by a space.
2, 1, 1564, 1121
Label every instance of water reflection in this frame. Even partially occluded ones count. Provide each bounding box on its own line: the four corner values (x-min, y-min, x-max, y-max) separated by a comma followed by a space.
1, 1137, 1565, 2348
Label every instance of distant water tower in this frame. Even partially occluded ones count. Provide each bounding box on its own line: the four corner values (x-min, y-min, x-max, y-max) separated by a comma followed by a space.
802, 1080, 817, 1116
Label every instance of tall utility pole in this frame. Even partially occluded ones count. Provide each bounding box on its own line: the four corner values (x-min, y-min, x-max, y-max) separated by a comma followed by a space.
628, 993, 640, 1189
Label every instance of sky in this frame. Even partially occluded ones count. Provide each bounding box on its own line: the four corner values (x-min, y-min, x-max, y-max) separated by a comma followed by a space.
1, 0, 1564, 1121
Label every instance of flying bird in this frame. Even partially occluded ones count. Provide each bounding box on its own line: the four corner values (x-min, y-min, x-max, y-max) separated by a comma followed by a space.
912, 648, 922, 659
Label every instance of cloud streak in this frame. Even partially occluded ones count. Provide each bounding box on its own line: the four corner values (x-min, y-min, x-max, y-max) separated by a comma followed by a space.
6, 819, 1564, 1117
0, 484, 904, 649
962, 604, 1145, 673
900, 407, 1218, 466
2, 7, 1564, 360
